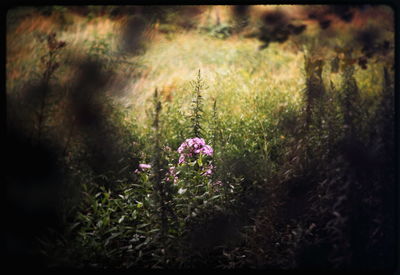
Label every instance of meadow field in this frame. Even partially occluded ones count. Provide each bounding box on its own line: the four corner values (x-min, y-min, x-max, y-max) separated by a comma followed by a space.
6, 5, 396, 270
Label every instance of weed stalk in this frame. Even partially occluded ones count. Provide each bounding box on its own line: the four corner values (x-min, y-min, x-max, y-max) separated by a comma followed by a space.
190, 69, 205, 138
36, 33, 66, 145
151, 88, 169, 253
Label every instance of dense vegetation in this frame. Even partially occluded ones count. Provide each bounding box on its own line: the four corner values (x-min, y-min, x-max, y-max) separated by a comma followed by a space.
6, 5, 396, 270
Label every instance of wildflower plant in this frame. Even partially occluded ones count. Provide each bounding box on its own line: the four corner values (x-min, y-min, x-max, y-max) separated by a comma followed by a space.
35, 32, 67, 143
171, 137, 223, 223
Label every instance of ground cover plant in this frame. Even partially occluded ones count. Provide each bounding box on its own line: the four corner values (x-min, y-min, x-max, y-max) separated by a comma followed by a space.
6, 5, 397, 271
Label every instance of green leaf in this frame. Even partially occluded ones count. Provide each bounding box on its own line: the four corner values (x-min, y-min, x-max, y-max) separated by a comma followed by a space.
96, 220, 103, 228
118, 215, 125, 224
197, 157, 203, 167
137, 223, 149, 229
210, 194, 222, 200
178, 188, 187, 195
68, 222, 80, 232
105, 232, 122, 246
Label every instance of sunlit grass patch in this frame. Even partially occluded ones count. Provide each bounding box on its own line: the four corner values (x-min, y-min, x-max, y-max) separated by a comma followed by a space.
126, 31, 306, 125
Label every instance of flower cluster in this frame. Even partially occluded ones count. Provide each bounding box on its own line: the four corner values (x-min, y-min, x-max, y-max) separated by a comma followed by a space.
202, 164, 214, 177
177, 137, 213, 164
164, 166, 179, 184
134, 163, 151, 174
134, 138, 216, 186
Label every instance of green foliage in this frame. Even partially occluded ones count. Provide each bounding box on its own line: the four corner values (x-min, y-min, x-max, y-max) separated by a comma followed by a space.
8, 8, 395, 269
202, 22, 233, 39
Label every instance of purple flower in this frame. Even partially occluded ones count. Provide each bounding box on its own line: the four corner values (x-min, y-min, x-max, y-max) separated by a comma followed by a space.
185, 138, 194, 148
202, 164, 214, 176
164, 166, 179, 184
139, 163, 151, 170
201, 145, 213, 156
177, 143, 186, 154
203, 168, 213, 176
177, 137, 213, 163
179, 155, 186, 164
213, 181, 223, 187
193, 137, 206, 146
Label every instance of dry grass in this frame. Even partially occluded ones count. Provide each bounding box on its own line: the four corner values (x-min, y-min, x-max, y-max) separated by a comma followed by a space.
7, 6, 388, 124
